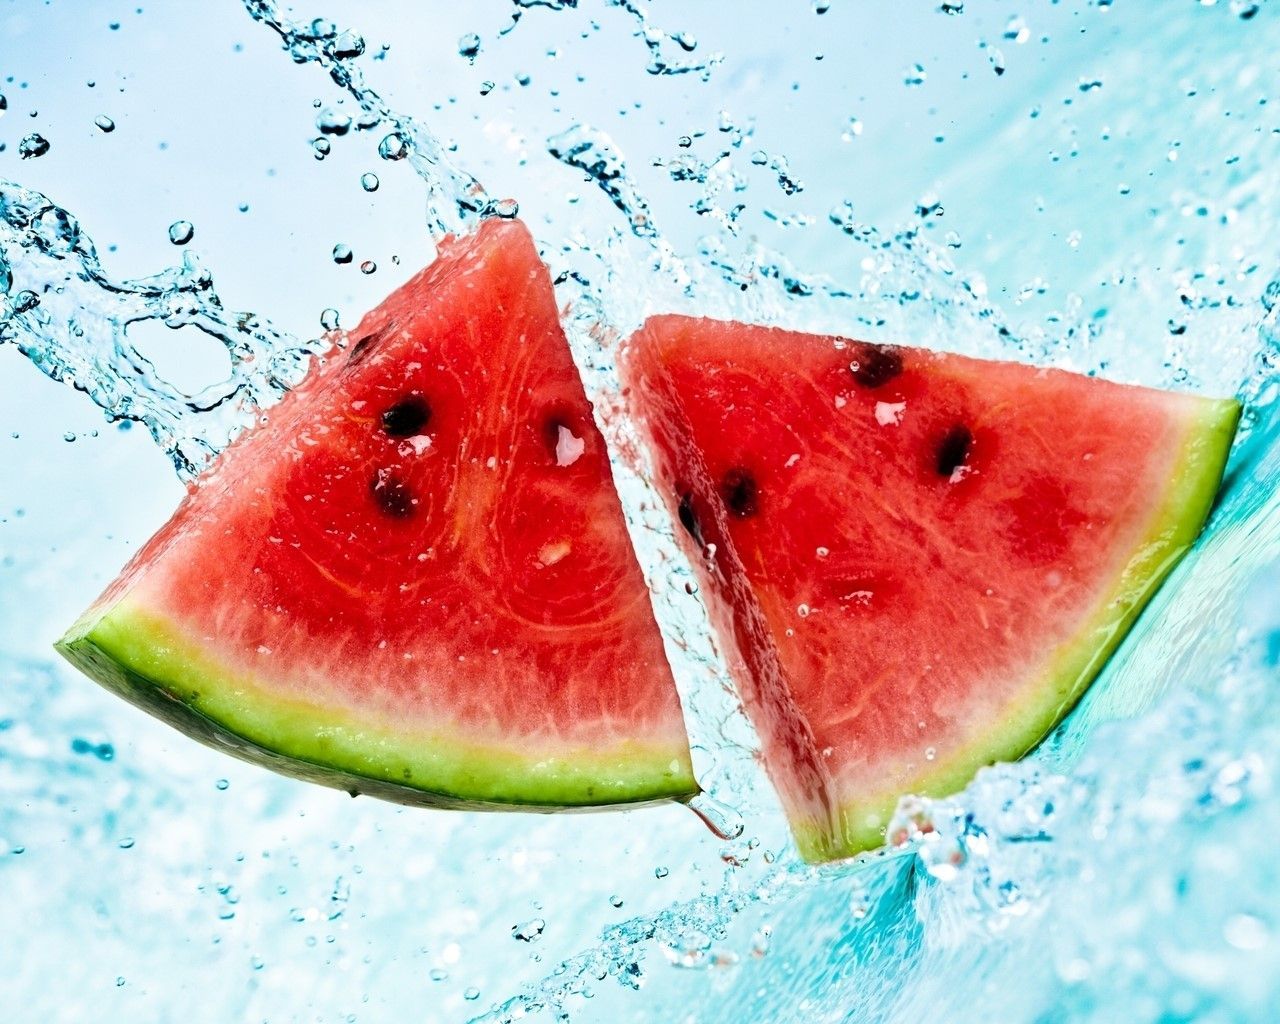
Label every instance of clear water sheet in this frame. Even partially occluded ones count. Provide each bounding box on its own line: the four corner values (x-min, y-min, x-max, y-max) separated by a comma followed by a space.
1, 2, 1278, 1022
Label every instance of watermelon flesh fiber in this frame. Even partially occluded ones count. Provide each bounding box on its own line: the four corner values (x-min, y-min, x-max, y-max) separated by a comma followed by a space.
624, 316, 1239, 861
57, 219, 697, 810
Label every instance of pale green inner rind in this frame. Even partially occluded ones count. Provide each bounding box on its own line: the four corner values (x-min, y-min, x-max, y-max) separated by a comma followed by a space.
56, 599, 698, 811
796, 396, 1241, 863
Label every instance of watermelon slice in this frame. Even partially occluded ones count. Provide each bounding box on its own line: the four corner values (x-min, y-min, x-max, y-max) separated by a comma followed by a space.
623, 316, 1238, 861
57, 220, 696, 810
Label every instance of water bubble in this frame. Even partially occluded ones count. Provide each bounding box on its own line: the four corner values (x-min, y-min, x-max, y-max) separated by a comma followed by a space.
312, 137, 331, 160
378, 132, 408, 161
168, 220, 194, 245
654, 865, 669, 879
458, 33, 482, 63
215, 778, 229, 791
1003, 15, 1031, 43
32, 206, 81, 254
0, 93, 6, 117
841, 117, 864, 142
479, 80, 495, 96
360, 172, 380, 192
904, 63, 927, 87
609, 895, 624, 909
330, 30, 365, 60
117, 837, 135, 850
359, 260, 377, 275
316, 108, 352, 136
320, 308, 341, 331
13, 290, 40, 314
515, 71, 532, 87
18, 133, 50, 159
332, 244, 353, 265
489, 197, 519, 219
687, 793, 745, 840
94, 115, 115, 133
463, 988, 480, 1002
512, 917, 546, 942
429, 968, 448, 982
940, 1, 964, 12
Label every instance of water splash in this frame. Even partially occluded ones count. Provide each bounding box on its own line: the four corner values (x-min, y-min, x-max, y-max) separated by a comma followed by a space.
240, 0, 499, 238
501, 0, 722, 79
0, 179, 323, 477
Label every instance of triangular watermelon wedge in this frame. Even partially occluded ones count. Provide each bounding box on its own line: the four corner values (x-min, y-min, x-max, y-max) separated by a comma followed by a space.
57, 220, 696, 810
623, 316, 1238, 861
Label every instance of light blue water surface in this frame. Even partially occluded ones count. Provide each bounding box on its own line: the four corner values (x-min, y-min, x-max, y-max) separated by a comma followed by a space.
1, 2, 1278, 1022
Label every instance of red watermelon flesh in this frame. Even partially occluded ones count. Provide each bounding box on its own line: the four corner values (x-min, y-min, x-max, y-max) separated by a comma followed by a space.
623, 315, 1238, 860
57, 219, 696, 809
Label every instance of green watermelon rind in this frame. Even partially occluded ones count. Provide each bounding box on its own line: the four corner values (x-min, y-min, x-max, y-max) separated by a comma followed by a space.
792, 395, 1241, 862
56, 601, 699, 811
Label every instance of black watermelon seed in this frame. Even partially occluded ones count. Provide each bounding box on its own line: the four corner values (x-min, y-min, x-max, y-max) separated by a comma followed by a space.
936, 426, 973, 478
850, 344, 904, 389
720, 468, 759, 518
381, 396, 432, 438
677, 492, 704, 545
346, 325, 388, 368
371, 471, 415, 517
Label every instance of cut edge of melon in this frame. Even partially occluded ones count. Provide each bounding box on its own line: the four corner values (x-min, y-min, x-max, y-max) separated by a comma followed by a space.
55, 598, 699, 812
790, 394, 1241, 862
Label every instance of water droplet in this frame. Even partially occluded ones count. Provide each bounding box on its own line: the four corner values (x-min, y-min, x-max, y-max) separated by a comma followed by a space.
515, 71, 532, 87
479, 80, 495, 96
63, 431, 77, 443
429, 968, 448, 982
330, 30, 365, 60
904, 63, 927, 87
925, 746, 937, 761
116, 977, 126, 988
1003, 15, 1030, 43
359, 260, 377, 275
512, 917, 546, 942
332, 243, 353, 265
316, 107, 352, 136
320, 308, 341, 331
490, 197, 519, 219
0, 93, 7, 117
687, 793, 745, 840
118, 837, 135, 849
168, 220, 194, 245
360, 171, 380, 192
813, 0, 831, 11
609, 895, 624, 908
18, 132, 50, 159
94, 114, 115, 133
841, 117, 864, 142
458, 32, 482, 62
654, 865, 669, 879
378, 132, 408, 161
215, 778, 229, 791
463, 987, 481, 1001
312, 137, 331, 160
